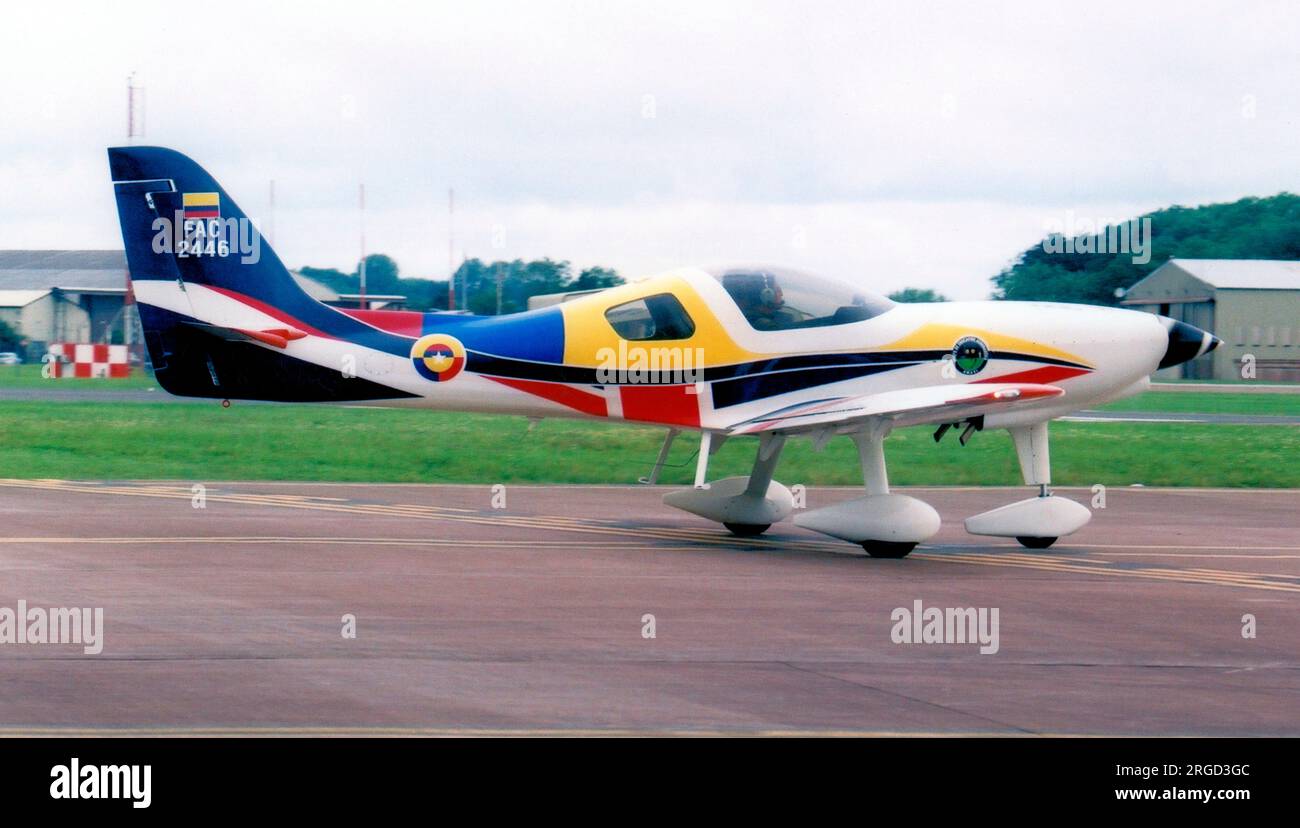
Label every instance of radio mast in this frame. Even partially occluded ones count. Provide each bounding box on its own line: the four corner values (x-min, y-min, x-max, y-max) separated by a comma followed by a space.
126, 73, 145, 143
358, 183, 367, 310
448, 187, 456, 310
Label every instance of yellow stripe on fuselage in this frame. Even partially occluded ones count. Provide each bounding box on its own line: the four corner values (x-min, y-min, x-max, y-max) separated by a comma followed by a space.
559, 277, 1090, 372
879, 322, 1092, 368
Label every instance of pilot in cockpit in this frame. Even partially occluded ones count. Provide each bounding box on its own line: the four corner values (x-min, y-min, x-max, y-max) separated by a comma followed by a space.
729, 272, 799, 331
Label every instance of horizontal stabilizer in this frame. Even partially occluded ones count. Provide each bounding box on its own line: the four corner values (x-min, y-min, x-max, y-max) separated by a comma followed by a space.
182, 321, 308, 350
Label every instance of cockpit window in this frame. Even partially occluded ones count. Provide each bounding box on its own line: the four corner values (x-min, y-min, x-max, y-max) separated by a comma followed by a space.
710, 267, 893, 332
605, 293, 696, 341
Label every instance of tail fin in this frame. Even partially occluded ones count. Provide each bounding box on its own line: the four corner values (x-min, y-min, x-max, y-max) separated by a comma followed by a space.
108, 145, 319, 319
108, 146, 414, 402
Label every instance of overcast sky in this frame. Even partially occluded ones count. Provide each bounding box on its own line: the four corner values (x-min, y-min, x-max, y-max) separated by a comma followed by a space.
1, 1, 1297, 298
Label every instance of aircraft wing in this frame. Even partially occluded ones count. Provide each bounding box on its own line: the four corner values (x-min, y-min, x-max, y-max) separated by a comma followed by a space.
725, 383, 1064, 436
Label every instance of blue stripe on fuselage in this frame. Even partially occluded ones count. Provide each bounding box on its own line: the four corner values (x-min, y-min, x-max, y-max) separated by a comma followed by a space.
419, 306, 565, 364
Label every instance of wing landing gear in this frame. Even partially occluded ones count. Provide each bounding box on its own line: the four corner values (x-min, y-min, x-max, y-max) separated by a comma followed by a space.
794, 422, 940, 558
638, 428, 679, 485
861, 540, 918, 558
663, 433, 793, 529
724, 522, 772, 537
965, 421, 1090, 546
1016, 536, 1058, 549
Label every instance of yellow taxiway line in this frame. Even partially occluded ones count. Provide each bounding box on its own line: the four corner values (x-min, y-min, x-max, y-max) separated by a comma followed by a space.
1, 479, 1296, 594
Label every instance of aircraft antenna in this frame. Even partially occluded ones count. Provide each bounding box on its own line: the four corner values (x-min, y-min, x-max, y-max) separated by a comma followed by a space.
124, 72, 144, 357
126, 73, 145, 143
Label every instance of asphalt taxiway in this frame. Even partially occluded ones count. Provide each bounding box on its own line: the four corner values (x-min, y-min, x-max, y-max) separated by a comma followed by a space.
0, 480, 1295, 736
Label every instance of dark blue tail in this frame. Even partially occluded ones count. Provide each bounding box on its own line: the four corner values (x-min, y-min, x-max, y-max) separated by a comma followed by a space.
108, 146, 415, 402
109, 145, 325, 319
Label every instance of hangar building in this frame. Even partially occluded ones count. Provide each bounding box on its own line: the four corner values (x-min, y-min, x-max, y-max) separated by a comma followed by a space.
1122, 258, 1300, 382
0, 250, 130, 360
0, 250, 403, 362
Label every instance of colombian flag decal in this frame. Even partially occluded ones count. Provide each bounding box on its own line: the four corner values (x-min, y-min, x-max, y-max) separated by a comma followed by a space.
411, 334, 466, 382
182, 192, 220, 220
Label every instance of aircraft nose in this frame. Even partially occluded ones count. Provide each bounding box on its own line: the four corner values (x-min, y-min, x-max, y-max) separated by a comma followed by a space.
1157, 316, 1221, 369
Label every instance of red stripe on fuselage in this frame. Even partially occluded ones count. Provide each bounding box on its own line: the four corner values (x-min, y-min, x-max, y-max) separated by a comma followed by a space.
203, 285, 336, 340
619, 385, 702, 428
339, 308, 425, 338
973, 365, 1090, 384
486, 376, 609, 417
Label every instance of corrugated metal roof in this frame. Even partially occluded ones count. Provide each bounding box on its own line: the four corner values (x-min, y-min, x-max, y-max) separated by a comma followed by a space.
1168, 259, 1300, 289
0, 250, 127, 269
0, 250, 337, 300
0, 270, 127, 291
0, 289, 52, 307
0, 250, 128, 291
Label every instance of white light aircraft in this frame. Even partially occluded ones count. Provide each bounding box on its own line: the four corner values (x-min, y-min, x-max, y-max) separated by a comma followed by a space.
109, 147, 1221, 556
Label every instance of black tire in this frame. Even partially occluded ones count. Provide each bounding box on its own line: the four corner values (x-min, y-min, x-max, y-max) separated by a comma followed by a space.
724, 522, 771, 537
861, 540, 917, 558
1016, 536, 1057, 549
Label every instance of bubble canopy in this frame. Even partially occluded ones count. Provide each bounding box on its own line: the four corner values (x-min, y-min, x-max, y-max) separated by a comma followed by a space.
705, 266, 895, 332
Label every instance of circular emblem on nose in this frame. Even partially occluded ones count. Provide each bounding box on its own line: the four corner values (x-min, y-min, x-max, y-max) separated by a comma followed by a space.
952, 336, 989, 375
410, 334, 466, 382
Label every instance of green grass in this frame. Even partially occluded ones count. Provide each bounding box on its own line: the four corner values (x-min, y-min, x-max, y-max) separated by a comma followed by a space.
1096, 390, 1299, 416
1, 400, 1295, 488
1154, 377, 1298, 385
0, 363, 156, 390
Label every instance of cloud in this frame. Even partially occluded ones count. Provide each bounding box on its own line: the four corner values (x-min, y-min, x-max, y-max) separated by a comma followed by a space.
1, 0, 1296, 296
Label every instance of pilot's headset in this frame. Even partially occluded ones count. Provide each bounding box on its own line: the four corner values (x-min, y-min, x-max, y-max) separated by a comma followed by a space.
759, 273, 781, 306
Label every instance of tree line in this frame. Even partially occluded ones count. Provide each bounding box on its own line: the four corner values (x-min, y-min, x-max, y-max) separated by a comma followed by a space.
992, 192, 1300, 305
297, 256, 624, 314
297, 191, 1300, 316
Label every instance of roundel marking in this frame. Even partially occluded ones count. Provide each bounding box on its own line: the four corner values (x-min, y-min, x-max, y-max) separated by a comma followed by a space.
952, 336, 989, 376
410, 334, 466, 382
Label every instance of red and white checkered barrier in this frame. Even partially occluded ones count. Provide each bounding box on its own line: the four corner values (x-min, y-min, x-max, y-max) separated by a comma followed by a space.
47, 343, 131, 378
